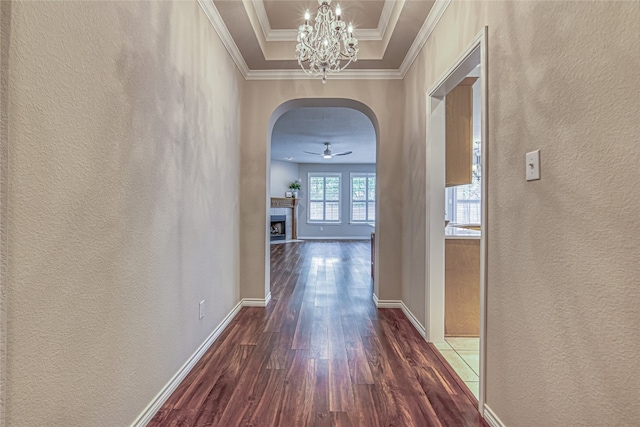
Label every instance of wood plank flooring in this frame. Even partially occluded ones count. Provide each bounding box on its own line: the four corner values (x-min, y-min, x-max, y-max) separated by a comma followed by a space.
149, 240, 488, 426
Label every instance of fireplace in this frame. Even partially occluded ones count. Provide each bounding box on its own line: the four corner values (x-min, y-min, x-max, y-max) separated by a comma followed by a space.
270, 215, 286, 241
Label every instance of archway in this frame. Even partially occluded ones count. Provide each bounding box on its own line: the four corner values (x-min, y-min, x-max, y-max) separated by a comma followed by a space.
265, 98, 380, 299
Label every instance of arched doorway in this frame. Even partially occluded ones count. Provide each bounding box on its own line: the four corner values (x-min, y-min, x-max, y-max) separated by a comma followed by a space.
265, 98, 380, 299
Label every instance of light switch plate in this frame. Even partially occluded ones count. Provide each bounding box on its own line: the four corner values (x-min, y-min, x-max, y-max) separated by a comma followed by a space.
526, 150, 541, 181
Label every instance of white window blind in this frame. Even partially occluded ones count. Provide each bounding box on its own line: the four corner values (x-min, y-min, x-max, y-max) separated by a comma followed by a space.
350, 173, 375, 222
308, 173, 341, 222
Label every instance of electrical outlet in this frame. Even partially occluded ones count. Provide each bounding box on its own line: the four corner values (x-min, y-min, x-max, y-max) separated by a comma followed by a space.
320, 226, 324, 231
199, 300, 205, 320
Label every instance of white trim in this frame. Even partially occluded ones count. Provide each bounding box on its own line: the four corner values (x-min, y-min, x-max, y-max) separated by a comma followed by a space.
377, 0, 395, 38
297, 236, 369, 240
241, 294, 271, 307
427, 31, 485, 97
197, 0, 250, 78
478, 25, 489, 415
483, 405, 506, 427
372, 298, 427, 339
349, 172, 376, 224
399, 0, 451, 77
307, 172, 342, 223
198, 0, 450, 80
425, 27, 488, 415
245, 68, 403, 80
266, 28, 381, 42
256, 0, 394, 42
130, 300, 244, 427
252, 0, 272, 42
399, 302, 426, 338
374, 299, 403, 309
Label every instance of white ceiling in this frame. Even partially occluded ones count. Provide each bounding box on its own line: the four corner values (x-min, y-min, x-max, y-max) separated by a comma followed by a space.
271, 107, 376, 164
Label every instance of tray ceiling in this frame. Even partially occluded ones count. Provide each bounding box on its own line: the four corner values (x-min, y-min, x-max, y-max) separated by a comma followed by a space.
199, 0, 451, 80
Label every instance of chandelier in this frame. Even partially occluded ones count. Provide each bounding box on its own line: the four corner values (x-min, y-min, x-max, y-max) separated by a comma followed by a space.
295, 0, 359, 83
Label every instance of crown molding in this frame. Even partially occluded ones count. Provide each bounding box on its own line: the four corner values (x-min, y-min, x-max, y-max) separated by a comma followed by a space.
198, 0, 451, 81
253, 0, 272, 42
256, 0, 394, 42
245, 68, 403, 81
198, 0, 249, 78
266, 28, 381, 42
377, 0, 395, 37
398, 0, 451, 77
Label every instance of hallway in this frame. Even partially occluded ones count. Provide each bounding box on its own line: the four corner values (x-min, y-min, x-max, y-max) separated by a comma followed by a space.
149, 241, 487, 426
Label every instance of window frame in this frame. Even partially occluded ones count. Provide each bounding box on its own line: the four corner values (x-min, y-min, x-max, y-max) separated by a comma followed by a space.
349, 172, 376, 224
307, 172, 342, 224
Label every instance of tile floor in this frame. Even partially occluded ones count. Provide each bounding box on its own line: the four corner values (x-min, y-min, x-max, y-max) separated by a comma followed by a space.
434, 337, 480, 399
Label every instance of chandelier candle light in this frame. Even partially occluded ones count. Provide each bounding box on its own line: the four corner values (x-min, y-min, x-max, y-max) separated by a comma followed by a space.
295, 0, 359, 83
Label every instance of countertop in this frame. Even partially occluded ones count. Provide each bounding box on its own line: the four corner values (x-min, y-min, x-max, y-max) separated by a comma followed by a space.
445, 225, 481, 239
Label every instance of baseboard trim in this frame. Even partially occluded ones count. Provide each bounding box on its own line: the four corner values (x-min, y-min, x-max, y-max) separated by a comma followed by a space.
130, 300, 243, 426
375, 299, 403, 309
484, 404, 506, 427
241, 293, 271, 307
399, 302, 426, 338
373, 296, 426, 338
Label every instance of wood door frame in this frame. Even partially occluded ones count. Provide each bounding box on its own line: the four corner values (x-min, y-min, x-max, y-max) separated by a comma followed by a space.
425, 27, 488, 413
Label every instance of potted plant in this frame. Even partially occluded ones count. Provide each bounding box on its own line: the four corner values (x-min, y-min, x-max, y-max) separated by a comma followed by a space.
289, 179, 301, 198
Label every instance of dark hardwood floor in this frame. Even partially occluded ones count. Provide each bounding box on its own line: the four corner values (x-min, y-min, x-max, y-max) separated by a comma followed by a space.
149, 240, 488, 426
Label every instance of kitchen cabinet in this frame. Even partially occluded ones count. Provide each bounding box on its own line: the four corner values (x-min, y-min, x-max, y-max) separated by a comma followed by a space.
445, 238, 480, 337
446, 77, 477, 187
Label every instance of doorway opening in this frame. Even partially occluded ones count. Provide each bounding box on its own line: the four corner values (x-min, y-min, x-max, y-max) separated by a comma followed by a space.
265, 98, 380, 301
425, 28, 488, 412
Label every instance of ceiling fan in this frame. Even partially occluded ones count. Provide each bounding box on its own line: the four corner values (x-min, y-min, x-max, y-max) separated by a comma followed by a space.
304, 142, 352, 159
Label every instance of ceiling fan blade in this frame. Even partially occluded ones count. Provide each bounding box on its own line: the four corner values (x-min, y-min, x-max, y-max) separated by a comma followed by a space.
333, 151, 353, 156
303, 151, 323, 156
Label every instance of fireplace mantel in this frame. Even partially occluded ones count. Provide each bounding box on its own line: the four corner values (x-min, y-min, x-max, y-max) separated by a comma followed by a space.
271, 197, 299, 208
270, 198, 299, 239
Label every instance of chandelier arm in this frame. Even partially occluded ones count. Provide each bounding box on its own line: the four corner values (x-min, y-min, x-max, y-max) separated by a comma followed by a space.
295, 0, 358, 81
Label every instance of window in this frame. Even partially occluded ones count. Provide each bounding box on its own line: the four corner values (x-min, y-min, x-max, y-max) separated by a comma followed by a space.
350, 173, 375, 223
446, 140, 482, 224
308, 173, 341, 223
445, 179, 481, 224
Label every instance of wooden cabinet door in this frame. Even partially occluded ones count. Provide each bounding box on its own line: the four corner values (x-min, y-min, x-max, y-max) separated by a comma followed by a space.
445, 239, 480, 337
445, 77, 477, 187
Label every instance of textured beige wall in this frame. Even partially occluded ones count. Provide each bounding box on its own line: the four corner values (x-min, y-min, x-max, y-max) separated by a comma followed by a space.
240, 80, 404, 302
5, 1, 243, 425
403, 1, 640, 425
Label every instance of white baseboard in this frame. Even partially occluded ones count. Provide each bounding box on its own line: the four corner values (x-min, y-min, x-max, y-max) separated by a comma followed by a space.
372, 295, 426, 338
399, 302, 426, 338
484, 404, 506, 427
241, 292, 271, 307
130, 300, 243, 426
